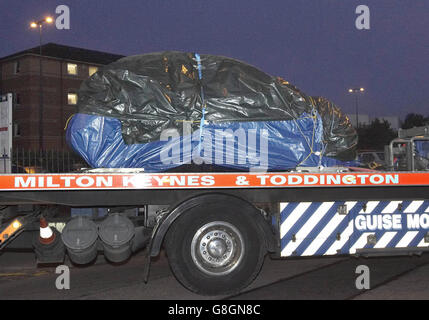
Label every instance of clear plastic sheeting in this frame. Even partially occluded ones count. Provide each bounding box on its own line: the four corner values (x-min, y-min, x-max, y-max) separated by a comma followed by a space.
67, 51, 357, 172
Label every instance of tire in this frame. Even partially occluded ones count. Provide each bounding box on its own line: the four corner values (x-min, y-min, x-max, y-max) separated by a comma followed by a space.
165, 200, 266, 295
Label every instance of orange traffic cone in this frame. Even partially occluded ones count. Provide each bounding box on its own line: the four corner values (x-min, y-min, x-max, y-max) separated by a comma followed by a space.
39, 217, 56, 245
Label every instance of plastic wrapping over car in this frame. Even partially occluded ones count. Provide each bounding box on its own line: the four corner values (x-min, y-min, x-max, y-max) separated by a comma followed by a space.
311, 96, 358, 161
66, 51, 357, 172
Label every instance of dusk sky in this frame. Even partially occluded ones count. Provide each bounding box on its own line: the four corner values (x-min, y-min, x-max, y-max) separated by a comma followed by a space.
1, 0, 428, 120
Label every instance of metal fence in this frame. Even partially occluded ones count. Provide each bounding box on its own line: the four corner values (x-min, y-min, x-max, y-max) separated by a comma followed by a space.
11, 149, 88, 173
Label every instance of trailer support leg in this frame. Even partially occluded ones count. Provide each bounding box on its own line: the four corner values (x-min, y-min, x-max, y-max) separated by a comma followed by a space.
142, 252, 151, 283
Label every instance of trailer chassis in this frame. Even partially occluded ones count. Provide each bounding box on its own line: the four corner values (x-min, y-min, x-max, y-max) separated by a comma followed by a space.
1, 170, 429, 295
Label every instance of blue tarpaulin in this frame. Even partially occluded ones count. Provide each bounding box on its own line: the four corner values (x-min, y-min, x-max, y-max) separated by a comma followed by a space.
67, 112, 354, 172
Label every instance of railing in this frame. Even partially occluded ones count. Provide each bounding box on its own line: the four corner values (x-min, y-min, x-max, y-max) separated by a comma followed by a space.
11, 149, 88, 173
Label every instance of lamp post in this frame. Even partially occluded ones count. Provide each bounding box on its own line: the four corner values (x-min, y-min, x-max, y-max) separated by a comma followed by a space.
348, 87, 365, 128
30, 16, 53, 150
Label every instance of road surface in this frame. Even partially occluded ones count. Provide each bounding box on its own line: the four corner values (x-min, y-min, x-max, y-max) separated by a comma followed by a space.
1, 250, 429, 300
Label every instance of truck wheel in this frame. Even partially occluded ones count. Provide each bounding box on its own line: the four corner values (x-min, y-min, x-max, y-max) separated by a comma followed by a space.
165, 202, 266, 295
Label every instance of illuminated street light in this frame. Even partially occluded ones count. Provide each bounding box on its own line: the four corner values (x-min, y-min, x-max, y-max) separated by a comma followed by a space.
29, 16, 53, 150
348, 87, 365, 128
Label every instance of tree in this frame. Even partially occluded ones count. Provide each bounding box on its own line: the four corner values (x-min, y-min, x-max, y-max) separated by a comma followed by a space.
357, 118, 397, 150
401, 113, 429, 129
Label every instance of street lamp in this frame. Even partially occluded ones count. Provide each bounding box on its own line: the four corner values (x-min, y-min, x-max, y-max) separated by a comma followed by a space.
348, 87, 365, 128
30, 16, 53, 150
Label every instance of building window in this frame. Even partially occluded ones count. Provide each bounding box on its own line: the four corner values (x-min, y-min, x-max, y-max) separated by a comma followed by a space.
67, 93, 78, 105
14, 61, 20, 74
67, 63, 78, 75
89, 66, 98, 77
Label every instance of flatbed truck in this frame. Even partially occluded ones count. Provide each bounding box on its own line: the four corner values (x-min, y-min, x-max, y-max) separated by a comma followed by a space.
1, 167, 429, 295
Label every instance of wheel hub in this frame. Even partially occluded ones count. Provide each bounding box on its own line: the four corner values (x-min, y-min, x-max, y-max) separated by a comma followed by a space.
200, 230, 233, 266
191, 221, 244, 276
207, 238, 227, 258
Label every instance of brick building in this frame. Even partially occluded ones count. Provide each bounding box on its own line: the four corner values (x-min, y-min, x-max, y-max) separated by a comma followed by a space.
0, 43, 124, 151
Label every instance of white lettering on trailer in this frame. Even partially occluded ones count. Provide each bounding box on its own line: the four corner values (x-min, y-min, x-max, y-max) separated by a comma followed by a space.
271, 175, 287, 185
15, 177, 36, 188
256, 175, 269, 185
123, 175, 215, 188
12, 173, 401, 189
357, 175, 369, 183
14, 176, 112, 188
407, 214, 420, 229
355, 215, 402, 231
303, 175, 318, 185
76, 176, 94, 187
152, 176, 167, 186
60, 176, 75, 187
288, 175, 303, 185
256, 174, 399, 186
407, 214, 429, 229
342, 175, 356, 185
353, 213, 429, 232
200, 175, 215, 186
47, 177, 60, 187
187, 176, 200, 186
95, 176, 112, 187
170, 176, 186, 186
369, 175, 384, 184
123, 175, 152, 188
326, 175, 341, 185
386, 174, 399, 184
